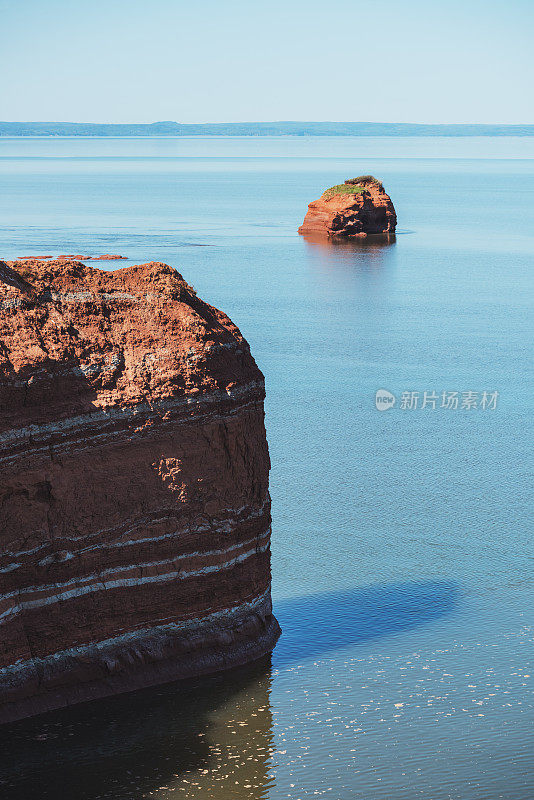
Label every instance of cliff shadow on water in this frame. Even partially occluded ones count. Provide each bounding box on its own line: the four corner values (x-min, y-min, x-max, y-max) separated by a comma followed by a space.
0, 580, 458, 800
272, 580, 459, 669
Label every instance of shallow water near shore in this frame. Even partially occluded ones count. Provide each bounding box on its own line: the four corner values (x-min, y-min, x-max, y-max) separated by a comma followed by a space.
0, 136, 533, 799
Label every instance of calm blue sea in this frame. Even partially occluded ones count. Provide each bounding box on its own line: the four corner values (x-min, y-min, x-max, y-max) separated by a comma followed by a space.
0, 136, 533, 800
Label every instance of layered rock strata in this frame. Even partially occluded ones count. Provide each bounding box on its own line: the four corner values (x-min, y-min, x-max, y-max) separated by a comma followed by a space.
0, 258, 280, 724
298, 176, 397, 238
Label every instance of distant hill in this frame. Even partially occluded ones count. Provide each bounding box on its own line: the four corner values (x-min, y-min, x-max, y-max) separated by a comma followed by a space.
1, 121, 534, 137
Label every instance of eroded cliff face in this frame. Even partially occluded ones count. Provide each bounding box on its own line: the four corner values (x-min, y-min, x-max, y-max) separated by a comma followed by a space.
0, 258, 280, 724
298, 178, 397, 238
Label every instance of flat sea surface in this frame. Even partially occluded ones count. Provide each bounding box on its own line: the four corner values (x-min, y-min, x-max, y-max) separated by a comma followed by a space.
0, 136, 533, 799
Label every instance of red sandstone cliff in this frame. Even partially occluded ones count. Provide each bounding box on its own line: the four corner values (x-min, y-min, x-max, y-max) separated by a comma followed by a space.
298, 176, 397, 238
0, 258, 280, 724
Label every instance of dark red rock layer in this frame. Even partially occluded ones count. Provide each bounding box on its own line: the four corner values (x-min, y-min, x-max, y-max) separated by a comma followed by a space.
0, 259, 280, 724
298, 180, 397, 238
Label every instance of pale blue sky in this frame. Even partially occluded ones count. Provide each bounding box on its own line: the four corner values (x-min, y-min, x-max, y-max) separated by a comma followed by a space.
2, 0, 533, 123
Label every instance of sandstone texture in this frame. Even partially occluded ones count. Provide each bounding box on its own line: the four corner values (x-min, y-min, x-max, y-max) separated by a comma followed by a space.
0, 258, 280, 724
298, 176, 397, 238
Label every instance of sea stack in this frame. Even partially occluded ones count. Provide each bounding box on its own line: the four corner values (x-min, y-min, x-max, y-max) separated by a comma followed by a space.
0, 258, 280, 724
298, 176, 397, 238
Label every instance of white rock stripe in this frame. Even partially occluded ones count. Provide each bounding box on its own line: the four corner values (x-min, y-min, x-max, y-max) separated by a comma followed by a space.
0, 498, 270, 563
0, 539, 270, 627
0, 587, 273, 683
0, 397, 264, 469
0, 380, 264, 448
0, 527, 271, 604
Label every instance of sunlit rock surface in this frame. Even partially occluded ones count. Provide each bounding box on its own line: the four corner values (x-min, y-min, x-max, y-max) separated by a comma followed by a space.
299, 176, 397, 238
0, 258, 280, 723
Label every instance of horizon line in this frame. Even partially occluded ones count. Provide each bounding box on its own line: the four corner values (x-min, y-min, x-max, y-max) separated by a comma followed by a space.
2, 120, 534, 126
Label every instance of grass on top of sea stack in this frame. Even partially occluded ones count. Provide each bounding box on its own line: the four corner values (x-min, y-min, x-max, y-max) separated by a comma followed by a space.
322, 175, 384, 200
322, 184, 367, 200
321, 175, 384, 200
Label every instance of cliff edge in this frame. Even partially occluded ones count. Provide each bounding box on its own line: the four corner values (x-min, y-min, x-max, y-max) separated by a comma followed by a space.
298, 176, 397, 238
0, 258, 280, 724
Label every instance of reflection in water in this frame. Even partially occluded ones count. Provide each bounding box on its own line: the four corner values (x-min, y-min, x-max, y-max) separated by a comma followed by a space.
301, 232, 397, 251
301, 232, 396, 264
0, 659, 275, 800
300, 233, 397, 296
0, 581, 457, 800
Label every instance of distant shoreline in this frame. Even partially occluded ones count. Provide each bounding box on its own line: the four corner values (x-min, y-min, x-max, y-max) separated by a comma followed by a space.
1, 121, 534, 137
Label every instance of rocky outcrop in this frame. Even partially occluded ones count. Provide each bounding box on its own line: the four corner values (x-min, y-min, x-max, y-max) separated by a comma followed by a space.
0, 258, 280, 724
298, 176, 397, 238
